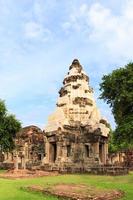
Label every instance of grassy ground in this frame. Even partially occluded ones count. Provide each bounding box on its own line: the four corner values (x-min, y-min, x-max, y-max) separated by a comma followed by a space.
0, 171, 133, 200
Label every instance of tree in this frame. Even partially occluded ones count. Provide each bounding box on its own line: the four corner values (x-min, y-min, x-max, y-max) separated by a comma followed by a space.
108, 129, 118, 153
100, 63, 133, 150
0, 99, 21, 152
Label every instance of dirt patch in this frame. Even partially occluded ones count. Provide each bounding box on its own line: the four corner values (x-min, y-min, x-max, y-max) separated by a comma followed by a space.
27, 184, 124, 200
0, 169, 58, 179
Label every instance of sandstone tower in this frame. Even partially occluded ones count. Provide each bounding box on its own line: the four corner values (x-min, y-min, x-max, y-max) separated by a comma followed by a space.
43, 59, 110, 172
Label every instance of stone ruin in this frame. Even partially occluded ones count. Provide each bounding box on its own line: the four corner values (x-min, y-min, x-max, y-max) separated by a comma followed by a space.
1, 59, 128, 174
42, 59, 110, 172
1, 126, 45, 170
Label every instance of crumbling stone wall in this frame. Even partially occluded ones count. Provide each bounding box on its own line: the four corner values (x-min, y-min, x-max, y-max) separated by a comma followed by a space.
3, 126, 45, 169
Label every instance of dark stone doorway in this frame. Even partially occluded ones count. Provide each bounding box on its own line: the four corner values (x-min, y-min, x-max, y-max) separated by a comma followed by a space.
99, 144, 103, 163
49, 143, 57, 163
85, 145, 90, 157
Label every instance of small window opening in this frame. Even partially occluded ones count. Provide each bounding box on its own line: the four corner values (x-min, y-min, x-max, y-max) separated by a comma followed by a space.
67, 145, 71, 157
85, 145, 90, 157
38, 154, 42, 160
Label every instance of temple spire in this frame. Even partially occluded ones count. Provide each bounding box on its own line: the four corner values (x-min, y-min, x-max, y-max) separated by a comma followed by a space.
69, 59, 82, 71
44, 59, 109, 170
45, 59, 109, 132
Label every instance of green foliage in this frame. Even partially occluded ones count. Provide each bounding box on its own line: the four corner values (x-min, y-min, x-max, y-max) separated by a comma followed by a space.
100, 63, 133, 123
0, 100, 7, 118
0, 99, 21, 152
100, 63, 133, 149
108, 130, 118, 153
114, 115, 133, 149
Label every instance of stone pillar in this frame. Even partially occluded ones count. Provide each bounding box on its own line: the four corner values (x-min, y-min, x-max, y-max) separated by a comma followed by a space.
7, 152, 9, 160
63, 145, 67, 158
43, 140, 50, 164
119, 153, 123, 163
4, 153, 7, 160
56, 142, 61, 161
102, 143, 106, 164
60, 144, 67, 162
14, 154, 18, 170
106, 143, 108, 155
106, 143, 108, 164
9, 153, 12, 161
21, 157, 26, 169
24, 143, 28, 160
47, 141, 50, 162
94, 142, 99, 159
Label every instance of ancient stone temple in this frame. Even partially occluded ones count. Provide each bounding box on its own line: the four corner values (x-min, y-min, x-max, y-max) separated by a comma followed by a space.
43, 59, 110, 172
2, 126, 45, 169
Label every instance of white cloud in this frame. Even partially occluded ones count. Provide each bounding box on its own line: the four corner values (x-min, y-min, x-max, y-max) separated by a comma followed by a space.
88, 2, 133, 59
123, 0, 133, 20
0, 0, 11, 16
23, 21, 51, 41
63, 1, 133, 61
22, 0, 53, 42
33, 0, 44, 22
62, 3, 88, 33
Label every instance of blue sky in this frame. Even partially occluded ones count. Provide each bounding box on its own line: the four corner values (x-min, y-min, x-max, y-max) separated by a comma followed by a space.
0, 0, 133, 129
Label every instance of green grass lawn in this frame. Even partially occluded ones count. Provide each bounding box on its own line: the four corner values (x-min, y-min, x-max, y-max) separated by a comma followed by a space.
0, 171, 133, 200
